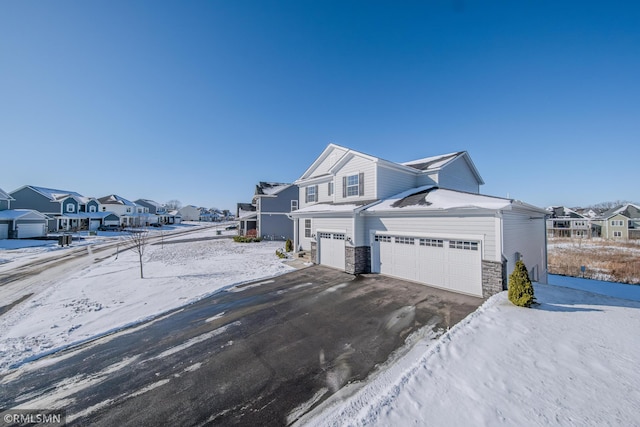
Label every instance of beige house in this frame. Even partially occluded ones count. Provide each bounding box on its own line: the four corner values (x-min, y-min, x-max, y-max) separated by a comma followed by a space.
593, 204, 640, 240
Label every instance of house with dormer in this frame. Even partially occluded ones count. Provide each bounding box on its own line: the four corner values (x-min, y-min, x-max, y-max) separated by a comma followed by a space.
546, 206, 593, 238
593, 203, 640, 240
289, 144, 548, 298
0, 187, 48, 239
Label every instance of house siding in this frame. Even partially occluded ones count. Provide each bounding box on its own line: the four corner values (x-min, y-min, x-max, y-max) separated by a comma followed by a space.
259, 214, 294, 240
10, 187, 61, 214
0, 200, 9, 210
376, 165, 418, 200
438, 157, 481, 193
602, 214, 628, 239
365, 214, 498, 261
62, 198, 78, 214
501, 211, 548, 283
311, 146, 348, 177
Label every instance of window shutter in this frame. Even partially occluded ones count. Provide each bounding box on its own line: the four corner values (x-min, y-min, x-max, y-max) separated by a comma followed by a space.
314, 185, 318, 202
342, 176, 347, 198
359, 172, 364, 196
305, 186, 309, 202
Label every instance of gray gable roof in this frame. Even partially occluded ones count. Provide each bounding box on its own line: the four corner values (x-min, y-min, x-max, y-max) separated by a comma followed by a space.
0, 188, 14, 201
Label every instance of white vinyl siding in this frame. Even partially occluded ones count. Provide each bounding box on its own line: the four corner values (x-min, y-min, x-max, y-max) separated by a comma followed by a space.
308, 147, 348, 177
501, 211, 547, 283
437, 156, 481, 193
376, 165, 421, 200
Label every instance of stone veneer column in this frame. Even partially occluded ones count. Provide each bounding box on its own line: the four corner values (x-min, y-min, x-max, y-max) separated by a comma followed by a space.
345, 246, 371, 274
310, 241, 317, 264
482, 260, 507, 298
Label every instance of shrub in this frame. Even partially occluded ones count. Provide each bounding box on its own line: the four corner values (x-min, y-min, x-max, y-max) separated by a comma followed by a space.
508, 260, 536, 307
233, 235, 262, 243
246, 229, 258, 238
275, 248, 287, 259
285, 239, 293, 252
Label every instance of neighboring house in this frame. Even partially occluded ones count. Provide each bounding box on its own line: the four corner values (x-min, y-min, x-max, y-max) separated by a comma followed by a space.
289, 144, 548, 298
97, 194, 154, 227
135, 199, 170, 225
0, 187, 48, 239
546, 206, 592, 238
236, 203, 257, 235
593, 204, 640, 240
178, 205, 201, 222
9, 185, 92, 231
252, 182, 298, 241
167, 210, 182, 224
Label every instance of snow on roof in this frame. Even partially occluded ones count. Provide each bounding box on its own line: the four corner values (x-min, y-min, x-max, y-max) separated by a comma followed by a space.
293, 200, 378, 214
367, 186, 513, 212
599, 203, 640, 219
0, 209, 48, 220
28, 185, 84, 201
136, 199, 163, 208
97, 194, 136, 206
401, 152, 462, 171
255, 182, 292, 196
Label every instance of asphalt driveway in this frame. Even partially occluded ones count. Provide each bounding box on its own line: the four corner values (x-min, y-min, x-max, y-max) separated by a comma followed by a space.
0, 265, 483, 426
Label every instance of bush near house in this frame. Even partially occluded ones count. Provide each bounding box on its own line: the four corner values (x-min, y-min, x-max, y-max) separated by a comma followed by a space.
233, 228, 261, 243
285, 239, 293, 252
508, 260, 536, 308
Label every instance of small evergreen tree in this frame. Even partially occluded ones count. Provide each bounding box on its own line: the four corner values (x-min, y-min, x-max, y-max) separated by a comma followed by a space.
285, 239, 293, 252
508, 260, 536, 307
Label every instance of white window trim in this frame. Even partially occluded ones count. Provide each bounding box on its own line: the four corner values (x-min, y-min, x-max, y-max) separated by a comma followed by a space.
346, 174, 359, 197
291, 200, 298, 211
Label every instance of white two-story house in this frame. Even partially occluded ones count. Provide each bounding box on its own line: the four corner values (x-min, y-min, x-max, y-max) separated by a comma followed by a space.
290, 144, 548, 298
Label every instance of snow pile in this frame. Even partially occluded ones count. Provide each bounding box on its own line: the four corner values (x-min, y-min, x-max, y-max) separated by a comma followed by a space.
300, 280, 640, 426
0, 228, 293, 371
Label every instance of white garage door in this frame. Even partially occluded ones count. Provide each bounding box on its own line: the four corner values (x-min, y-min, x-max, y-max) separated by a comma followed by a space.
374, 234, 483, 297
319, 232, 346, 270
89, 219, 101, 231
17, 223, 45, 239
0, 224, 8, 239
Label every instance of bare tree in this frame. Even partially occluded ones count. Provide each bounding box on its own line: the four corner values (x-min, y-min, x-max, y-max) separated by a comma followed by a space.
165, 199, 182, 211
126, 227, 150, 278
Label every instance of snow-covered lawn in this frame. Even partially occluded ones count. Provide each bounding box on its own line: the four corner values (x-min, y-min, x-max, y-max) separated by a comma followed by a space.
300, 277, 640, 426
2, 228, 640, 425
0, 226, 294, 371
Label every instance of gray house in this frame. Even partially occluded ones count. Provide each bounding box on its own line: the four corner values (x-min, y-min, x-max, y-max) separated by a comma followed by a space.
249, 182, 298, 241
9, 185, 88, 232
0, 187, 48, 239
237, 203, 257, 236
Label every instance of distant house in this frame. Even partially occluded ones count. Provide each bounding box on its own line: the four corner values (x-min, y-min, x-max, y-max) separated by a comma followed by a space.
98, 194, 154, 227
177, 205, 201, 222
546, 206, 593, 238
251, 182, 297, 240
290, 144, 547, 298
0, 187, 48, 239
236, 203, 257, 235
593, 204, 640, 240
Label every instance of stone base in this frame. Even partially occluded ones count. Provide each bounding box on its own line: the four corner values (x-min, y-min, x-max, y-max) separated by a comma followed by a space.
345, 246, 370, 274
482, 260, 507, 298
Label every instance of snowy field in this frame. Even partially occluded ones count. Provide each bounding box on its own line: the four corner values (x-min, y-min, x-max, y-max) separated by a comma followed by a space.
2, 229, 640, 425
0, 225, 294, 371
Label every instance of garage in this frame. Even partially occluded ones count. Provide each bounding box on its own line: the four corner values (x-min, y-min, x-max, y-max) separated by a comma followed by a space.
373, 234, 483, 297
89, 219, 101, 231
17, 223, 46, 239
318, 231, 346, 270
0, 223, 8, 239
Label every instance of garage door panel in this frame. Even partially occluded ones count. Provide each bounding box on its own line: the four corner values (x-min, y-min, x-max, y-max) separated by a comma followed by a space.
375, 234, 483, 297
0, 224, 8, 239
17, 223, 45, 239
319, 232, 345, 270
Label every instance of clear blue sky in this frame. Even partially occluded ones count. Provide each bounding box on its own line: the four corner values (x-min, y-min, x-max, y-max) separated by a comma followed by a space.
1, 1, 638, 211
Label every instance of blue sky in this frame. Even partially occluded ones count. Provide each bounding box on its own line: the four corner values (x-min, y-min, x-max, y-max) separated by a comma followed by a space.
1, 1, 638, 211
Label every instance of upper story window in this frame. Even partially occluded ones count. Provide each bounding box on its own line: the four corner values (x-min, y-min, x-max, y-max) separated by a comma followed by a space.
126, 207, 132, 213
342, 173, 364, 198
291, 200, 298, 211
346, 174, 359, 197
611, 220, 624, 227
66, 203, 75, 213
306, 185, 317, 203
89, 205, 97, 212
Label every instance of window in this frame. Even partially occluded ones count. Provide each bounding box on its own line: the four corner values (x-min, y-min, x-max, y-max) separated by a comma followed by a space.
66, 203, 75, 213
375, 235, 391, 242
613, 231, 622, 237
306, 186, 317, 203
346, 174, 359, 197
291, 200, 298, 211
449, 240, 479, 251
304, 219, 312, 238
89, 205, 96, 213
126, 207, 132, 213
328, 182, 334, 196
333, 233, 346, 240
420, 238, 443, 247
395, 236, 415, 245
318, 232, 332, 239
611, 220, 624, 227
